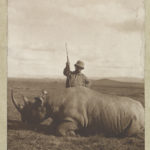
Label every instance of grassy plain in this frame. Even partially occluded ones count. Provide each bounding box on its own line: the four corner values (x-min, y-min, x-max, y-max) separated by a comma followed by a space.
7, 78, 144, 150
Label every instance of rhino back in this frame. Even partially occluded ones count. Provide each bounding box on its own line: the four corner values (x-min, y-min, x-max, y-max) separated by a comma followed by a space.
85, 92, 144, 135
46, 87, 144, 135
65, 87, 144, 135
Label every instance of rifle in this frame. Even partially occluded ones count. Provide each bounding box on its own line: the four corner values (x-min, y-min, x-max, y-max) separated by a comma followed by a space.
65, 43, 71, 87
65, 43, 70, 66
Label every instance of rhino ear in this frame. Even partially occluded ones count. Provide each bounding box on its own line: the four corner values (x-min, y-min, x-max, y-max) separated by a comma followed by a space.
22, 95, 29, 104
35, 97, 44, 106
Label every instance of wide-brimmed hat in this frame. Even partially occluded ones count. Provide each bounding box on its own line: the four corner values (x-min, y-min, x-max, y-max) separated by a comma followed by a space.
42, 90, 48, 95
74, 60, 84, 69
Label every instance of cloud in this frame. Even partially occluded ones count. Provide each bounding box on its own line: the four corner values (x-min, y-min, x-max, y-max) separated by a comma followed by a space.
8, 0, 145, 78
109, 19, 144, 33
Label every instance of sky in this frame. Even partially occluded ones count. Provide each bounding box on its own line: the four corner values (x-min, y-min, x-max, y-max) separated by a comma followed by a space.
8, 0, 145, 79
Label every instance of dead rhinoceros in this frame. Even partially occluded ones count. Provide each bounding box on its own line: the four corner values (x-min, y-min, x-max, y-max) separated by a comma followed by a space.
11, 87, 144, 137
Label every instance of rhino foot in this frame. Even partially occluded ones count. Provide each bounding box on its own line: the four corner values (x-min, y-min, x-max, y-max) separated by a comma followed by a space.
56, 121, 78, 136
124, 117, 144, 137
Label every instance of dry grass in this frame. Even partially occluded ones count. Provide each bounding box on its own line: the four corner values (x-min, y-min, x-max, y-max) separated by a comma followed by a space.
7, 78, 144, 150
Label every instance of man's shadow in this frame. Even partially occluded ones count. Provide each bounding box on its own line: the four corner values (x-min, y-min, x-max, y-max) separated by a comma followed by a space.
7, 120, 105, 137
7, 119, 55, 135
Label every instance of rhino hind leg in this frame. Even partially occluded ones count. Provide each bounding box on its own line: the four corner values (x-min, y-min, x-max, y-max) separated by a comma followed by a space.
125, 117, 144, 137
57, 121, 78, 136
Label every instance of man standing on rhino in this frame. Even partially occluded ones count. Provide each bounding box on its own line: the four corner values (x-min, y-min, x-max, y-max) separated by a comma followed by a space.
63, 60, 90, 88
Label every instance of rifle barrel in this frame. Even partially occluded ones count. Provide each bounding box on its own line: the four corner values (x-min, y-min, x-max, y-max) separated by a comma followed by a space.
65, 43, 69, 62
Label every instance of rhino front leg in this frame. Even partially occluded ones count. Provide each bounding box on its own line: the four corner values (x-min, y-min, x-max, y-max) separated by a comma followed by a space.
57, 121, 78, 136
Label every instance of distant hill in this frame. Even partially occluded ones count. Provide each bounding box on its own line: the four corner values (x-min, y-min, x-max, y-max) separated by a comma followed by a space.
108, 77, 144, 83
91, 79, 144, 88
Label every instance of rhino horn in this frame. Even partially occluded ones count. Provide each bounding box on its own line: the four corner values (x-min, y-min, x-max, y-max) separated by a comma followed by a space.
22, 95, 29, 104
11, 90, 22, 113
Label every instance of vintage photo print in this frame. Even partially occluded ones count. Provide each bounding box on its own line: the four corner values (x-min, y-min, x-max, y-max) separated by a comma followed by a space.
0, 0, 149, 150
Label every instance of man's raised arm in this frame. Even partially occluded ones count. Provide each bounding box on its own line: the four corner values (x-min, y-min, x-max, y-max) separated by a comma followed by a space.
63, 62, 71, 76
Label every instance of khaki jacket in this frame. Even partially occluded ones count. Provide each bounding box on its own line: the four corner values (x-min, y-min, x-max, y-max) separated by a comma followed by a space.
63, 65, 90, 88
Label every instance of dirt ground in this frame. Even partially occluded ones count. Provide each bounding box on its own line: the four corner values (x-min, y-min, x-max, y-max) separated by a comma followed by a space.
7, 78, 144, 150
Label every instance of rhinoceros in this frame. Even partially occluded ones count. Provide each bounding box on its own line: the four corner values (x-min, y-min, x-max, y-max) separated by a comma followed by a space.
11, 87, 144, 137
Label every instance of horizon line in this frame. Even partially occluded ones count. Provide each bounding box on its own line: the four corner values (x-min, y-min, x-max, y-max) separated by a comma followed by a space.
7, 76, 144, 82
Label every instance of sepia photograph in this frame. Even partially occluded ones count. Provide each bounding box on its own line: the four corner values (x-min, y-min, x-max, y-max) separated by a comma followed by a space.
7, 0, 145, 150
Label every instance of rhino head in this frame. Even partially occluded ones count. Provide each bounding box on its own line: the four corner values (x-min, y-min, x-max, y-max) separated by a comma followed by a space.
11, 90, 50, 124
